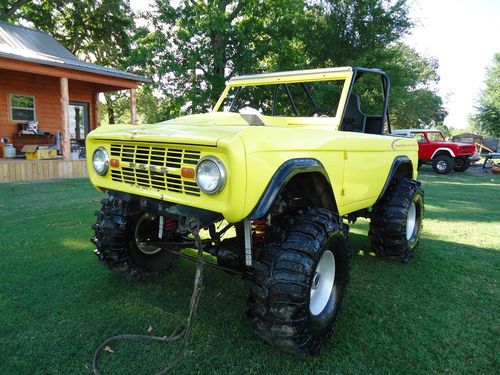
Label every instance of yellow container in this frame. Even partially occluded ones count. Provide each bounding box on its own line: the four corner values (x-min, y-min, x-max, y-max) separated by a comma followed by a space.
21, 145, 57, 160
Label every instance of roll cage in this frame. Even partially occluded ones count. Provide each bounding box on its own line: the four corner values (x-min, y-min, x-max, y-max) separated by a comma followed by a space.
342, 67, 391, 134
213, 66, 391, 134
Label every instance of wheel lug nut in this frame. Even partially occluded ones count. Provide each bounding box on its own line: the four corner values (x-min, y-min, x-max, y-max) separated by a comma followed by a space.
312, 272, 321, 289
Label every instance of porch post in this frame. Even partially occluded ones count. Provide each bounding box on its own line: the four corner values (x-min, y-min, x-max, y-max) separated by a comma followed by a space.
60, 77, 70, 160
130, 88, 137, 125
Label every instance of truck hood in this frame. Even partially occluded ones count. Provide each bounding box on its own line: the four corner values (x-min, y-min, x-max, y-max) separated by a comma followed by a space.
87, 113, 251, 146
162, 112, 261, 127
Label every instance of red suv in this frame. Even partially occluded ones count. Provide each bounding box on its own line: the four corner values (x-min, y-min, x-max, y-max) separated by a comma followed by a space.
392, 129, 478, 174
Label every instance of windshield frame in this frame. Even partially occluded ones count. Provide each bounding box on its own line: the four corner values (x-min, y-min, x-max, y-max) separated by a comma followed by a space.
212, 69, 353, 126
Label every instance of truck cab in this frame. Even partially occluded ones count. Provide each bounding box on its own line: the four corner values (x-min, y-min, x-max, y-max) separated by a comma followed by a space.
392, 129, 478, 174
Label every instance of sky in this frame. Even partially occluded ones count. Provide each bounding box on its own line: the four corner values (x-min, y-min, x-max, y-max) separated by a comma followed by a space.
130, 0, 500, 129
405, 0, 500, 129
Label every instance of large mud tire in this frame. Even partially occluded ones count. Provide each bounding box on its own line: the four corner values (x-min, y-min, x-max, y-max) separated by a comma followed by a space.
369, 178, 424, 262
91, 196, 177, 280
248, 208, 350, 356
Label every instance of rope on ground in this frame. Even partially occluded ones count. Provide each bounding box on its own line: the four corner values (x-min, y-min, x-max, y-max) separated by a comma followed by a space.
92, 231, 205, 375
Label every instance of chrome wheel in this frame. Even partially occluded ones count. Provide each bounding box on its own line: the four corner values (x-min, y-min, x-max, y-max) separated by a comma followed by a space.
134, 213, 162, 255
309, 250, 335, 316
436, 160, 447, 171
406, 202, 416, 240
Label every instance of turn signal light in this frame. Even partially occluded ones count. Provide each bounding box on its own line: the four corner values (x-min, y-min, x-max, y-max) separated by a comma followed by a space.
181, 167, 195, 179
110, 159, 120, 168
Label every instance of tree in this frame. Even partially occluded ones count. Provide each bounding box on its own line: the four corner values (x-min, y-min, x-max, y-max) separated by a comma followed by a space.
148, 0, 307, 114
381, 44, 447, 129
148, 0, 445, 126
0, 0, 30, 19
471, 53, 500, 137
301, 0, 412, 68
149, 0, 411, 112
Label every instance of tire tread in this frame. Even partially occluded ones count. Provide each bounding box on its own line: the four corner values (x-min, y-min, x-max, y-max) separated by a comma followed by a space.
369, 178, 424, 262
248, 208, 350, 356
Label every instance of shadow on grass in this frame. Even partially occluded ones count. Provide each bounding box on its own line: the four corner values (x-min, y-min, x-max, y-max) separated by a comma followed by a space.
1, 236, 498, 374
0, 177, 498, 374
66, 230, 498, 375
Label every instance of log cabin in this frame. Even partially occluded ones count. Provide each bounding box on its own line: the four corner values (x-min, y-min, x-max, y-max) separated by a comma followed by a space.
0, 21, 149, 182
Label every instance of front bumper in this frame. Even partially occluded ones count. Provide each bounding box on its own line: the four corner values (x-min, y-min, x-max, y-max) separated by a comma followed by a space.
107, 189, 223, 227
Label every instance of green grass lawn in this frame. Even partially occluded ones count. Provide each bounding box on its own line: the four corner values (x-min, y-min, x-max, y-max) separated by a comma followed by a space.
0, 168, 499, 374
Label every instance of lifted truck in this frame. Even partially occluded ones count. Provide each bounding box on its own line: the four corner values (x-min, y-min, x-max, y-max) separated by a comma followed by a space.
392, 129, 478, 174
87, 66, 424, 356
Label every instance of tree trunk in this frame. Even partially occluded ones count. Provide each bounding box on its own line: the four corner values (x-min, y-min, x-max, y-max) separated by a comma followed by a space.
104, 93, 116, 124
74, 107, 81, 139
107, 106, 116, 125
1, 0, 30, 18
211, 31, 226, 103
208, 0, 237, 105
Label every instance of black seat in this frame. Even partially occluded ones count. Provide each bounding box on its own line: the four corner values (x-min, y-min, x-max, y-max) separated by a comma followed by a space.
340, 94, 366, 133
365, 116, 384, 135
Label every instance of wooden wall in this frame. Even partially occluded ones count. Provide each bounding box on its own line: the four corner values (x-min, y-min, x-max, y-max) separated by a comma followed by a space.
0, 160, 88, 183
0, 68, 97, 141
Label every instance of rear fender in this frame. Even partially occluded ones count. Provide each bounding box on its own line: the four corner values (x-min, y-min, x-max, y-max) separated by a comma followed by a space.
431, 148, 455, 158
376, 156, 413, 202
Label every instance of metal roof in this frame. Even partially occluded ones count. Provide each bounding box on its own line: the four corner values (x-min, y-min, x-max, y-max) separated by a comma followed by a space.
0, 21, 150, 83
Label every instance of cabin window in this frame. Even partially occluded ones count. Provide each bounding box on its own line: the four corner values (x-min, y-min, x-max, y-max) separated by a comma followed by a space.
221, 79, 346, 118
10, 94, 36, 121
411, 132, 427, 143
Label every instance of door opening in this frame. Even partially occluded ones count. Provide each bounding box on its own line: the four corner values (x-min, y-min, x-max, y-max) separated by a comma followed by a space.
69, 102, 90, 159
69, 102, 90, 141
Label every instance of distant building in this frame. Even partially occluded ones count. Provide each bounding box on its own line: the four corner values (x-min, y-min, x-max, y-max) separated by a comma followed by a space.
0, 21, 149, 161
451, 132, 483, 145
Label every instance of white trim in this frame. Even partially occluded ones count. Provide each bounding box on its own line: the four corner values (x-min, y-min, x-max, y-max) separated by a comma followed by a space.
229, 67, 352, 83
431, 148, 455, 159
9, 93, 36, 121
392, 128, 441, 134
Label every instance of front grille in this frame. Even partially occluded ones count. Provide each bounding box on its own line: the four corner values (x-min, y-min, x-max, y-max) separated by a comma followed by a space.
109, 143, 201, 196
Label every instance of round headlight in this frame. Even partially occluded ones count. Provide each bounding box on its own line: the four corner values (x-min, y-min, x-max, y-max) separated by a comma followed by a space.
92, 147, 109, 176
196, 157, 226, 195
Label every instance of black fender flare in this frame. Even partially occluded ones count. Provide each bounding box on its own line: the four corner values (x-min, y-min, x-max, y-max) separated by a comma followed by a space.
247, 158, 332, 220
376, 156, 413, 202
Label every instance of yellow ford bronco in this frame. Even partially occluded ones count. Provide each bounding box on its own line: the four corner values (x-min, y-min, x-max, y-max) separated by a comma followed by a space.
87, 67, 424, 356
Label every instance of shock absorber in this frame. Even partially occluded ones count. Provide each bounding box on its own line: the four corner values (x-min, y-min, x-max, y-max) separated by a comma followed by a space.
252, 219, 269, 247
158, 217, 177, 239
164, 218, 178, 231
